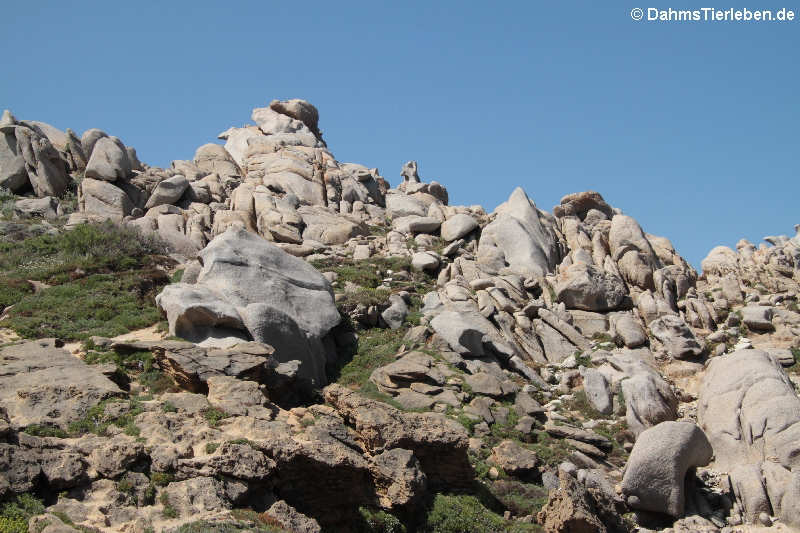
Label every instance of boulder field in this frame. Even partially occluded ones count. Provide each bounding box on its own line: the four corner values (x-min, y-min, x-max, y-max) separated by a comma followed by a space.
0, 99, 799, 532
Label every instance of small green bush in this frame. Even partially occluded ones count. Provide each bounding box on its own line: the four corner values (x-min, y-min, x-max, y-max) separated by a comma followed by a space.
0, 493, 45, 533
333, 327, 405, 389
160, 493, 178, 519
150, 472, 174, 487
205, 442, 220, 454
202, 407, 229, 427
67, 398, 143, 437
357, 507, 406, 533
421, 494, 507, 533
21, 424, 69, 438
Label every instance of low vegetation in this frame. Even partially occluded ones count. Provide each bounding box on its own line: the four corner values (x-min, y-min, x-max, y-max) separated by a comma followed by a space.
0, 221, 170, 340
421, 493, 539, 532
0, 493, 45, 533
82, 345, 177, 395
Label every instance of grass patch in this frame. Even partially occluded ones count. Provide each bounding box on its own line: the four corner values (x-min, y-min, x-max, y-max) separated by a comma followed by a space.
2, 271, 166, 341
562, 390, 605, 421
0, 493, 45, 533
160, 493, 178, 519
527, 431, 573, 467
83, 348, 176, 395
202, 407, 230, 427
205, 442, 220, 454
310, 256, 412, 289
0, 221, 168, 340
333, 327, 405, 387
489, 480, 550, 517
66, 397, 144, 437
20, 424, 69, 438
339, 287, 392, 307
176, 510, 290, 532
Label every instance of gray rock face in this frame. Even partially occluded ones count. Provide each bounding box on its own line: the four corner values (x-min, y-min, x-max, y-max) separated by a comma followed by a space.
269, 99, 321, 139
386, 193, 427, 218
0, 128, 28, 192
298, 205, 365, 245
392, 215, 441, 235
430, 310, 514, 359
477, 187, 559, 277
621, 421, 713, 517
156, 227, 339, 386
155, 284, 247, 344
440, 214, 478, 242
701, 245, 739, 276
741, 305, 774, 332
553, 191, 613, 220
621, 372, 678, 436
411, 251, 439, 272
698, 349, 800, 471
194, 143, 240, 180
608, 214, 659, 290
0, 339, 122, 429
555, 262, 626, 311
84, 137, 131, 182
488, 440, 539, 477
80, 128, 108, 160
581, 367, 613, 415
381, 294, 408, 330
78, 178, 133, 221
15, 127, 69, 197
14, 196, 58, 219
144, 174, 189, 209
400, 160, 420, 183
648, 315, 702, 359
610, 313, 646, 348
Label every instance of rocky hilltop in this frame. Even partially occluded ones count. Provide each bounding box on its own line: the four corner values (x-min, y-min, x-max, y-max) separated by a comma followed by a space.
0, 99, 799, 533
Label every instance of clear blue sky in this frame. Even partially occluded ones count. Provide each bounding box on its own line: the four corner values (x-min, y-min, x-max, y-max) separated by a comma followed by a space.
2, 2, 797, 268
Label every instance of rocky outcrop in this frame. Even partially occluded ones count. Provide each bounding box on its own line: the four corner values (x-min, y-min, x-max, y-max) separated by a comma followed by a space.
621, 421, 713, 517
477, 187, 560, 277
698, 349, 800, 471
323, 384, 472, 489
156, 226, 340, 386
0, 339, 122, 429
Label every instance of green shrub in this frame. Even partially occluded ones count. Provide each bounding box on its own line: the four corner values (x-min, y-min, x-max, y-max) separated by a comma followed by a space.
205, 442, 220, 454
0, 221, 168, 340
563, 390, 604, 420
357, 507, 406, 533
150, 472, 174, 487
489, 480, 550, 517
789, 347, 800, 374
160, 493, 178, 519
202, 407, 229, 427
1, 271, 165, 341
333, 327, 405, 389
21, 424, 69, 438
422, 494, 507, 533
0, 493, 45, 533
67, 398, 143, 437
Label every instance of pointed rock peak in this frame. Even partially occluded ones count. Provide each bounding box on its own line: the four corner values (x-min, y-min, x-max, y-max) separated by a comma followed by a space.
401, 160, 420, 183
494, 187, 538, 217
0, 109, 17, 127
